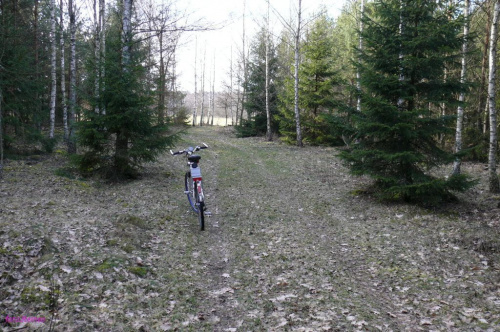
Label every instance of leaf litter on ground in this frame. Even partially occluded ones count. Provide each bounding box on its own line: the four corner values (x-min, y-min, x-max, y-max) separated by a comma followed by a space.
0, 126, 499, 331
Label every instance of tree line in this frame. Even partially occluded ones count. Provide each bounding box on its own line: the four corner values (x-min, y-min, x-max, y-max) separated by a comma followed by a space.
232, 0, 500, 203
0, 0, 193, 180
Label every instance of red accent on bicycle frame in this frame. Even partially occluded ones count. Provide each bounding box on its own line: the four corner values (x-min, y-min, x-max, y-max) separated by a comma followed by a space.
193, 178, 202, 182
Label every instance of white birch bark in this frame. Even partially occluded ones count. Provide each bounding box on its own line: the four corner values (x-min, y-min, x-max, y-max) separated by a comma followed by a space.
265, 0, 272, 140
230, 46, 234, 126
241, 0, 247, 125
49, 0, 57, 139
211, 53, 215, 126
60, 0, 68, 141
452, 0, 470, 175
0, 87, 3, 179
199, 48, 206, 126
397, 0, 405, 110
193, 38, 198, 126
100, 0, 106, 115
122, 0, 132, 68
356, 0, 364, 113
67, 0, 77, 154
488, 0, 500, 192
94, 0, 101, 114
294, 0, 303, 147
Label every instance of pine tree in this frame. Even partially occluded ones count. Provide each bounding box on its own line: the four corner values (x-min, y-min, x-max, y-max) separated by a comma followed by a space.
341, 0, 473, 203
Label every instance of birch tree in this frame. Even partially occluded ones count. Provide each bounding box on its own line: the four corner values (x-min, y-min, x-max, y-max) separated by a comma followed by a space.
60, 0, 68, 140
356, 0, 364, 113
452, 0, 470, 176
94, 0, 101, 114
488, 0, 500, 192
199, 46, 206, 126
0, 87, 3, 179
193, 38, 198, 126
265, 0, 272, 140
210, 53, 215, 126
273, 0, 306, 146
293, 0, 303, 146
67, 0, 77, 154
99, 0, 106, 115
49, 0, 57, 139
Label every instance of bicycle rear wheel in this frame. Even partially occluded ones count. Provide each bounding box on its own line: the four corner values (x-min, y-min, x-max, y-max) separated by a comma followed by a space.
194, 182, 205, 231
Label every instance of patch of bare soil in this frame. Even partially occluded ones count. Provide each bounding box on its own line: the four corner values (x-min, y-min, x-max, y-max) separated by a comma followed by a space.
1, 126, 499, 331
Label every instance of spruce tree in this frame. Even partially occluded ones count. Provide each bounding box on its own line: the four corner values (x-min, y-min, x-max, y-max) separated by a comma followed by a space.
237, 28, 279, 137
278, 14, 344, 145
341, 0, 473, 203
76, 4, 177, 179
299, 14, 342, 145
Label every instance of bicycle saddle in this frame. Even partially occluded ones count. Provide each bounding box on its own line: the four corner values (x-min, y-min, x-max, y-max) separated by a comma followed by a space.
188, 155, 201, 162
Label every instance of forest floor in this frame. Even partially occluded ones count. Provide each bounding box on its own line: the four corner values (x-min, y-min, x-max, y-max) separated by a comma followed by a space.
1, 126, 500, 331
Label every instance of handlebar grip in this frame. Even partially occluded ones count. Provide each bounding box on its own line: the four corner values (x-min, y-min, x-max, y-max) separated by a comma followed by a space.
200, 142, 209, 149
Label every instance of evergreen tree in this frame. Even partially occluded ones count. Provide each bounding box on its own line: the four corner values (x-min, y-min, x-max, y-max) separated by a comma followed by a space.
340, 0, 473, 203
237, 28, 279, 137
278, 14, 344, 145
0, 0, 49, 151
75, 4, 177, 179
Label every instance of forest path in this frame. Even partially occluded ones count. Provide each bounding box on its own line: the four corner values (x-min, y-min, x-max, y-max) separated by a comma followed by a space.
0, 126, 498, 331
159, 127, 499, 331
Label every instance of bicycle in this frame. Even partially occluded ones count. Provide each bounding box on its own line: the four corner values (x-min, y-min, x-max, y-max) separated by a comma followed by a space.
170, 143, 209, 230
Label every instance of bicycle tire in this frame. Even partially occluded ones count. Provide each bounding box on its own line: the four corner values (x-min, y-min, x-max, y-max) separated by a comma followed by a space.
193, 181, 205, 231
184, 172, 197, 212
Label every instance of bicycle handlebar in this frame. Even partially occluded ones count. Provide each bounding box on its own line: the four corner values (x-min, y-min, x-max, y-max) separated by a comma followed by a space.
170, 143, 209, 156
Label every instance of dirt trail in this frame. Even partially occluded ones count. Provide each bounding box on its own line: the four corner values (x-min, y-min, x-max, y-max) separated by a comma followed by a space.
1, 126, 499, 331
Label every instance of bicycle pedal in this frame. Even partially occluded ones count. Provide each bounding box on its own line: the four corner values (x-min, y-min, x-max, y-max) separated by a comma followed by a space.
184, 191, 190, 194
205, 211, 212, 216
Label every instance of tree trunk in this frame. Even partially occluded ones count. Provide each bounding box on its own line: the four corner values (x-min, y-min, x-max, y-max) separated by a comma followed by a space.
240, 0, 247, 126
488, 0, 500, 192
211, 54, 215, 126
60, 0, 68, 141
49, 0, 57, 139
193, 38, 198, 126
265, 0, 272, 140
67, 0, 77, 154
230, 46, 234, 125
122, 0, 132, 68
294, 0, 303, 147
100, 0, 106, 115
158, 31, 165, 125
397, 0, 405, 110
116, 0, 133, 168
452, 0, 470, 175
94, 0, 101, 114
480, 2, 492, 133
0, 87, 3, 179
199, 48, 206, 126
356, 0, 364, 113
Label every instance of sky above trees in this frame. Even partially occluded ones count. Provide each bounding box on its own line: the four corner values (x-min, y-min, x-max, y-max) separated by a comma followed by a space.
176, 0, 346, 92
